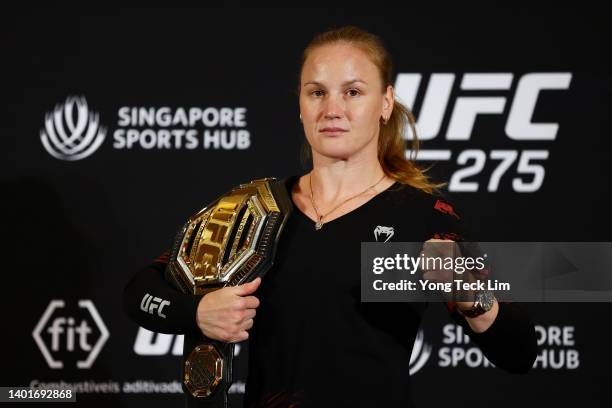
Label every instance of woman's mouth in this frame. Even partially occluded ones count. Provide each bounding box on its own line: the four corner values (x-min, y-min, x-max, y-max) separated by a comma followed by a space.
320, 127, 348, 135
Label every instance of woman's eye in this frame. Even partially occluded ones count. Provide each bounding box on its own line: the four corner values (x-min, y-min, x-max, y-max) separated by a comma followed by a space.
311, 90, 325, 97
347, 89, 360, 97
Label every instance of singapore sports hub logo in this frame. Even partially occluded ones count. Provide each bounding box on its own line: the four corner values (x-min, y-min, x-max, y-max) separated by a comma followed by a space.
40, 96, 106, 161
40, 96, 251, 159
409, 329, 432, 375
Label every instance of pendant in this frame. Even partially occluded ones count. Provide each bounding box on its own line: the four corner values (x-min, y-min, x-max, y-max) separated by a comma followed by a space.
315, 217, 324, 230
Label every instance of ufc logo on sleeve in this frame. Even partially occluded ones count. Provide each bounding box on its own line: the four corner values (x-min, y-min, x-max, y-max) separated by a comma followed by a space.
140, 293, 171, 319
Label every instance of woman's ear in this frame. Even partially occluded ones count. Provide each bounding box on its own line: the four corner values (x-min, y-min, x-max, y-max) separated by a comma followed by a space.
382, 85, 395, 119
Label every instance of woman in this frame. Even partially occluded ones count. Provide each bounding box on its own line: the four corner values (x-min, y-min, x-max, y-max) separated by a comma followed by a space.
124, 26, 537, 407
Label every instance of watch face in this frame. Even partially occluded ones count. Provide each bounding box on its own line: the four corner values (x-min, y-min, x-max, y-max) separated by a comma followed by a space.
476, 290, 496, 311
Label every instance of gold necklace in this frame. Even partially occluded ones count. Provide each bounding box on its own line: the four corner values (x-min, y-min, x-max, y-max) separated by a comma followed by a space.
309, 172, 387, 230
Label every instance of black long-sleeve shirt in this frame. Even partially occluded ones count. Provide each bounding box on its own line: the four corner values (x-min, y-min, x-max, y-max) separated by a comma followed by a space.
123, 175, 538, 407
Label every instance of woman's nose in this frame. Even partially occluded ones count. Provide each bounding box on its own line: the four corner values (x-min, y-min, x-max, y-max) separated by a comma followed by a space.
323, 94, 345, 119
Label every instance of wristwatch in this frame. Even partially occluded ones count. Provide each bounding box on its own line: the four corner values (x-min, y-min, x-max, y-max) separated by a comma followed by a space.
458, 290, 496, 318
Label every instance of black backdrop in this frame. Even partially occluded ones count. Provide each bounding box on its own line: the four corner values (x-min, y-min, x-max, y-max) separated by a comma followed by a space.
2, 6, 611, 407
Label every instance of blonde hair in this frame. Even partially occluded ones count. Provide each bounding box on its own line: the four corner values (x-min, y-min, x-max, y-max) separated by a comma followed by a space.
298, 25, 444, 194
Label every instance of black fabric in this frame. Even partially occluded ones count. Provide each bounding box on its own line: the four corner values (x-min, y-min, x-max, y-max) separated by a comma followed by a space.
123, 252, 204, 335
122, 174, 537, 407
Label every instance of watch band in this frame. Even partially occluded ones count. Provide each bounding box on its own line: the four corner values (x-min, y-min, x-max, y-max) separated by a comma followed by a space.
458, 290, 495, 318
458, 301, 487, 318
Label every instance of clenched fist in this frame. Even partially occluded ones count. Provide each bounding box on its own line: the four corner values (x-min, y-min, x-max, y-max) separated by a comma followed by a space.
195, 277, 262, 343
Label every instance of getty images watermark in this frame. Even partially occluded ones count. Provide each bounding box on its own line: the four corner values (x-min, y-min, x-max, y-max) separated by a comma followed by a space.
361, 242, 612, 302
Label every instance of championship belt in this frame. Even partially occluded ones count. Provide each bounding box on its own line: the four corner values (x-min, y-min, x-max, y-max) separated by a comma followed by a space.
164, 177, 292, 407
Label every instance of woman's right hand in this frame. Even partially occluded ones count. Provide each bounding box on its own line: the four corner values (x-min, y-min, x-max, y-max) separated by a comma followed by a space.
195, 277, 262, 343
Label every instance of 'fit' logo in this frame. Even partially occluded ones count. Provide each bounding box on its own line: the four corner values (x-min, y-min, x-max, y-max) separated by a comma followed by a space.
140, 293, 171, 318
32, 300, 109, 369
